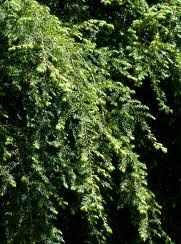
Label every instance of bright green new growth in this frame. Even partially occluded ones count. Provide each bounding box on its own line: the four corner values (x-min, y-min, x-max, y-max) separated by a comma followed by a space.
0, 0, 180, 243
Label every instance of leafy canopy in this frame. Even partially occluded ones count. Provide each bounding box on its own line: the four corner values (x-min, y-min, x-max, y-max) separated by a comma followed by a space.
0, 0, 180, 243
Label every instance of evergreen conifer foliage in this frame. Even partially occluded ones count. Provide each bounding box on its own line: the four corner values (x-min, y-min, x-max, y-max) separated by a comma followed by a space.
0, 0, 180, 243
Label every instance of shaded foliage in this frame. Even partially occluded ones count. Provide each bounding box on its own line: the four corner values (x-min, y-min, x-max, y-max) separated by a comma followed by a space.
0, 0, 180, 243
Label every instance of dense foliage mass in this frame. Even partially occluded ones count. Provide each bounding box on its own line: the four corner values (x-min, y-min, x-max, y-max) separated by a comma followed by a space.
0, 0, 180, 243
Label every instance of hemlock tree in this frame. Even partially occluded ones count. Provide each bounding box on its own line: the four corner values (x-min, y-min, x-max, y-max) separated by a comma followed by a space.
0, 0, 180, 243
